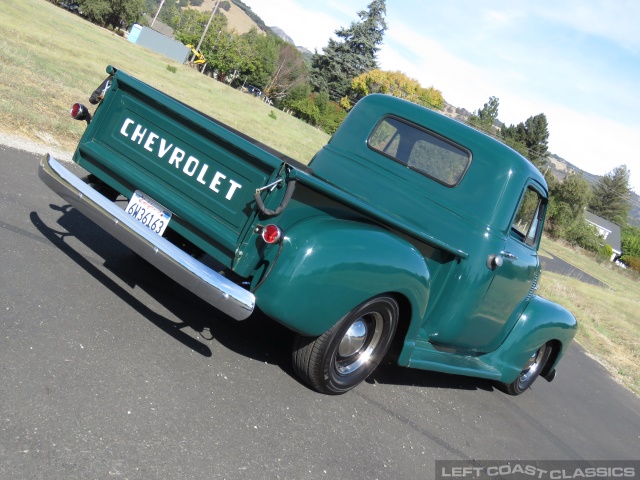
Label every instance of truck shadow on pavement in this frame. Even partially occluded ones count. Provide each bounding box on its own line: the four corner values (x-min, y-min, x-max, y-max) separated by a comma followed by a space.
367, 360, 496, 393
31, 206, 217, 357
32, 202, 497, 394
32, 203, 299, 366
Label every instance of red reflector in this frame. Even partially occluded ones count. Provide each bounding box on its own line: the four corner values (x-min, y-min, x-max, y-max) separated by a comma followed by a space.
262, 225, 282, 244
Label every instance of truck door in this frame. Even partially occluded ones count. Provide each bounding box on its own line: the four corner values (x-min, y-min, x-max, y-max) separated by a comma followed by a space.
470, 183, 547, 352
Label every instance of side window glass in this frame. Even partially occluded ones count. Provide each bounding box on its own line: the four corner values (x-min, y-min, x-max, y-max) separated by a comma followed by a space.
368, 117, 470, 186
512, 187, 544, 246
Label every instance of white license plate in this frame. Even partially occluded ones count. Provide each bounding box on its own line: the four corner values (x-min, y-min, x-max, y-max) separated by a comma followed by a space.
125, 190, 172, 236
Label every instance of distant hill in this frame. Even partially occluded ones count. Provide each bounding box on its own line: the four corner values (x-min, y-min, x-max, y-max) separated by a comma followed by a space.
268, 26, 294, 45
268, 26, 313, 59
189, 1, 311, 57
189, 0, 263, 34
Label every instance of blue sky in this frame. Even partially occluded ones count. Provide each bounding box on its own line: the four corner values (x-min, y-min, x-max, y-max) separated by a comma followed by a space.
244, 0, 640, 195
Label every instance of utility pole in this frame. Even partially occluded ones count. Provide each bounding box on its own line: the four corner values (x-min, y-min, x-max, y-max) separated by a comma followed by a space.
191, 0, 221, 64
150, 0, 165, 28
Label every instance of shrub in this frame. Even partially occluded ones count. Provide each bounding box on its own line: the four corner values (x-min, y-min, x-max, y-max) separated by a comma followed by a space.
166, 65, 177, 74
621, 255, 640, 272
596, 244, 614, 263
544, 199, 573, 239
564, 220, 601, 252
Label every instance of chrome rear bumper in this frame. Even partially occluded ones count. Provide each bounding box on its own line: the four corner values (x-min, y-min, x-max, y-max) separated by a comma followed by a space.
38, 154, 255, 321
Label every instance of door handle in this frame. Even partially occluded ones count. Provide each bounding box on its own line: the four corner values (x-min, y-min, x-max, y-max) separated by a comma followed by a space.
501, 251, 518, 261
487, 251, 519, 270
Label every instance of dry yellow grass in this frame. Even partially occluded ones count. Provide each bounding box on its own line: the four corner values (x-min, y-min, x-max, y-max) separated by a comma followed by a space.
190, 1, 263, 35
539, 238, 640, 396
0, 0, 327, 162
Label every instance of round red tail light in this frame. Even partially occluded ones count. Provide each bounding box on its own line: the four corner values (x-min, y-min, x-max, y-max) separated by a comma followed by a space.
261, 224, 282, 244
71, 103, 82, 118
70, 103, 89, 120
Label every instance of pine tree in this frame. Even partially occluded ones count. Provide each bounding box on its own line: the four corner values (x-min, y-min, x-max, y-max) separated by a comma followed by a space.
588, 165, 632, 225
310, 0, 387, 101
468, 96, 499, 133
501, 113, 549, 169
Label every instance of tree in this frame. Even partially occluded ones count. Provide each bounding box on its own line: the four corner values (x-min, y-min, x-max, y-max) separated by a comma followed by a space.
588, 165, 632, 225
310, 0, 387, 101
203, 30, 253, 82
545, 172, 592, 238
553, 173, 592, 218
285, 91, 347, 134
468, 96, 499, 133
234, 28, 280, 88
621, 225, 640, 270
502, 136, 529, 158
314, 92, 348, 134
349, 69, 444, 110
173, 9, 218, 42
264, 43, 308, 101
173, 8, 228, 71
621, 225, 640, 258
155, 0, 180, 26
501, 114, 549, 169
564, 220, 601, 252
76, 0, 112, 25
419, 86, 445, 111
78, 0, 144, 29
112, 0, 145, 28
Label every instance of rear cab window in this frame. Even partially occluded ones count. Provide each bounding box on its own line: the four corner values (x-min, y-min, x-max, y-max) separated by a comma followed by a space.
368, 116, 471, 187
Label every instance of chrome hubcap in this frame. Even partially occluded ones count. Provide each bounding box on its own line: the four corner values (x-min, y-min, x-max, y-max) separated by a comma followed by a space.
338, 320, 367, 357
519, 345, 546, 385
336, 313, 384, 376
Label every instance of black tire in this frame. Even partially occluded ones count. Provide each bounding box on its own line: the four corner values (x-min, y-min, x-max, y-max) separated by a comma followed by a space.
292, 295, 399, 395
497, 343, 551, 395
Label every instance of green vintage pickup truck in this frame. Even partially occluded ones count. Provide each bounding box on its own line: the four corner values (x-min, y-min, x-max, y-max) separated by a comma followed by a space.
39, 66, 577, 395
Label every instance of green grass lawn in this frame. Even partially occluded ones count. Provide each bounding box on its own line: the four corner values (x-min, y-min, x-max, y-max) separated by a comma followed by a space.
0, 0, 329, 162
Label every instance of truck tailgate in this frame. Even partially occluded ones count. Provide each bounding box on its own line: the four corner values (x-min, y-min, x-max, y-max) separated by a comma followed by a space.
74, 68, 284, 260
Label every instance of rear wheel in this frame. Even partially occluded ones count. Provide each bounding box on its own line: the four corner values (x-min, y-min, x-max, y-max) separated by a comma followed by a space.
292, 295, 399, 395
498, 343, 551, 395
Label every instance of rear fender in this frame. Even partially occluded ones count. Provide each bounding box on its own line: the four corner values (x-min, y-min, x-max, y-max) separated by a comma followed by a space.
254, 217, 430, 336
491, 295, 577, 383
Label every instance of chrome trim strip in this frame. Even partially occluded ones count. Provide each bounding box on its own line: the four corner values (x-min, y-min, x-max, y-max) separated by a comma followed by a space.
38, 154, 255, 321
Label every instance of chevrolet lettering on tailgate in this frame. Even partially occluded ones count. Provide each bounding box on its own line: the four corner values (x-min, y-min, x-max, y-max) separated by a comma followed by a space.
120, 118, 243, 201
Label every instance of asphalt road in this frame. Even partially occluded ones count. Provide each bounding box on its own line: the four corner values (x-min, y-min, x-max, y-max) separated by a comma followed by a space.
2, 146, 639, 480
539, 252, 609, 288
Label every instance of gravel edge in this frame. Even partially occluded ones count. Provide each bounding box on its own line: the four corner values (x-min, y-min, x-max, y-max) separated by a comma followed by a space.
0, 132, 74, 163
